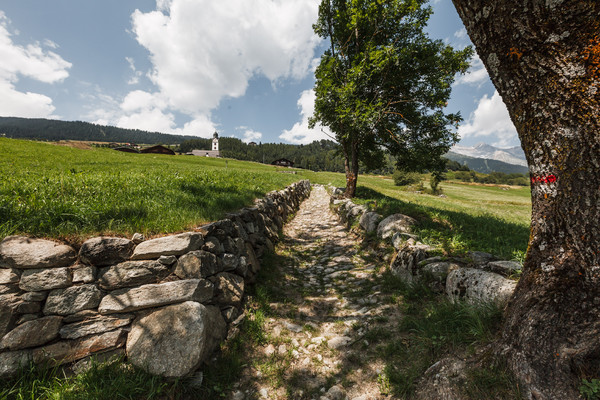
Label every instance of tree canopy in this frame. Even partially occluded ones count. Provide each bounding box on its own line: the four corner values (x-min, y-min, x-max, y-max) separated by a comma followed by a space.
310, 0, 472, 197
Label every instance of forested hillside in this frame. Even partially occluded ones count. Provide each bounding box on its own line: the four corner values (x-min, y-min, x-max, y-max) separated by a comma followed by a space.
0, 117, 196, 145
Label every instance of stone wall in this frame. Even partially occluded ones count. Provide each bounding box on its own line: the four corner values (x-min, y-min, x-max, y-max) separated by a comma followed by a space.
330, 189, 519, 305
0, 180, 311, 378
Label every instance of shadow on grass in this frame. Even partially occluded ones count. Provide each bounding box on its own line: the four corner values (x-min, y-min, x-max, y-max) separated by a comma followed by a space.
353, 186, 529, 259
178, 181, 264, 219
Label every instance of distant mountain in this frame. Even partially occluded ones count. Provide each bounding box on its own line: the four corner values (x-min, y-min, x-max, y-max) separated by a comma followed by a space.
0, 117, 198, 145
445, 151, 529, 174
451, 143, 527, 167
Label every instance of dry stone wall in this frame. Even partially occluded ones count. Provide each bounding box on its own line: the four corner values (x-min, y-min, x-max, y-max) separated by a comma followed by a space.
330, 188, 520, 305
0, 180, 311, 378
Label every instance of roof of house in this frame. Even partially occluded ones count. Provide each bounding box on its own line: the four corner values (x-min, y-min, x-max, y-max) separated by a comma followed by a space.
140, 145, 176, 155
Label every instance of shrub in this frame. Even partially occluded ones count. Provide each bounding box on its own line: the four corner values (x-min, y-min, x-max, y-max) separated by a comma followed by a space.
393, 170, 421, 186
429, 171, 446, 194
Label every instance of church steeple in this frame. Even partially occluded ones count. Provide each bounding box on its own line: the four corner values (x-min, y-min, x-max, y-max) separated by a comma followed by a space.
212, 131, 219, 151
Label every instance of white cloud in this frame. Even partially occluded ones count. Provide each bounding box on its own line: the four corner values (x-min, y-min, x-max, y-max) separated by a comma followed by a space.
458, 91, 519, 147
238, 127, 262, 143
0, 13, 71, 118
454, 28, 467, 40
94, 0, 321, 138
454, 53, 488, 86
125, 57, 142, 85
280, 89, 330, 144
0, 81, 56, 118
130, 0, 321, 115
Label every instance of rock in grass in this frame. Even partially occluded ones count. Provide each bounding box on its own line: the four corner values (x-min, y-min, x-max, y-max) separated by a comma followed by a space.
377, 214, 417, 239
126, 301, 226, 377
0, 236, 77, 269
446, 268, 516, 305
359, 212, 382, 233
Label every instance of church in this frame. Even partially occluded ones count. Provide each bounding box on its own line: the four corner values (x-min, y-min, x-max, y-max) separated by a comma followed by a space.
189, 132, 221, 158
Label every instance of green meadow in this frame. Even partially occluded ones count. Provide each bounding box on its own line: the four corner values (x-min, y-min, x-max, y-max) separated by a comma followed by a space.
0, 138, 530, 258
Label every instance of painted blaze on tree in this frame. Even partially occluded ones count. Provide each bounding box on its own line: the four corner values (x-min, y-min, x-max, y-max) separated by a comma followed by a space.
309, 0, 472, 197
450, 0, 600, 398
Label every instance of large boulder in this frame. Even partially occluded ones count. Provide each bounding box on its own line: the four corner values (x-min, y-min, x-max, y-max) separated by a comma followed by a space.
446, 268, 517, 305
44, 284, 102, 316
98, 279, 213, 314
0, 236, 77, 269
97, 260, 170, 290
130, 232, 203, 260
377, 214, 417, 239
126, 301, 226, 377
19, 267, 72, 291
79, 237, 135, 266
359, 212, 382, 233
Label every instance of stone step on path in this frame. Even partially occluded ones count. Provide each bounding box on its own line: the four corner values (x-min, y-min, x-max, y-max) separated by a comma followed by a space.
231, 185, 401, 400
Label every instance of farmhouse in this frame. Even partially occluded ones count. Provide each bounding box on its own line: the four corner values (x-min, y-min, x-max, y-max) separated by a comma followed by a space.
140, 145, 175, 155
188, 132, 221, 158
271, 158, 294, 167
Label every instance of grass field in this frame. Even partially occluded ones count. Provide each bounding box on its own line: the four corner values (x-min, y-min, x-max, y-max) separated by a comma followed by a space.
350, 176, 531, 259
0, 138, 310, 242
0, 138, 530, 259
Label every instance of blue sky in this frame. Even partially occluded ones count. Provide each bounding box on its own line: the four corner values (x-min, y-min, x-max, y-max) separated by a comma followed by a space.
0, 0, 519, 148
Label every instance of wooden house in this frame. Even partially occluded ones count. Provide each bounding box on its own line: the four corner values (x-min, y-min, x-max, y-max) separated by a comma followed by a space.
271, 158, 294, 167
140, 145, 175, 155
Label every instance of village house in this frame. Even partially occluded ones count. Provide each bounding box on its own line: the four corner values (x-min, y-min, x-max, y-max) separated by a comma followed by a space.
188, 132, 221, 158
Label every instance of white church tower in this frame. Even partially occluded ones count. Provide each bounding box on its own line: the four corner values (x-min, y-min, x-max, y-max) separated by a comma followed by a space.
212, 132, 219, 151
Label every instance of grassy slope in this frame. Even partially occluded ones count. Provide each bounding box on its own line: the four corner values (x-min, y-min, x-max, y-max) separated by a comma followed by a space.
349, 176, 531, 259
0, 138, 304, 241
0, 138, 531, 259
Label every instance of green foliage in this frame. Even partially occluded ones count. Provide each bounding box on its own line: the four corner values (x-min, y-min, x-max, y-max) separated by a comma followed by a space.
0, 356, 180, 400
0, 116, 195, 145
392, 169, 421, 186
310, 0, 473, 193
179, 138, 360, 173
429, 171, 446, 194
580, 379, 600, 400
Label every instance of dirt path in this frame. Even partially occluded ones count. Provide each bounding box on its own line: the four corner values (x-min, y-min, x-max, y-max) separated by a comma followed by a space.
231, 185, 402, 400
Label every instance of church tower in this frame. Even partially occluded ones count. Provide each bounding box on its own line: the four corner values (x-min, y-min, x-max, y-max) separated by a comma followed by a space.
212, 132, 219, 151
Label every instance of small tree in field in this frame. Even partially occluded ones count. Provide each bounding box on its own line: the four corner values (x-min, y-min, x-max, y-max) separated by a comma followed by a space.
451, 0, 600, 398
309, 0, 472, 198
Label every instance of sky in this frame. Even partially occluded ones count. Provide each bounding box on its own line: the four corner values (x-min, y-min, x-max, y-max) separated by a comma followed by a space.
0, 0, 519, 148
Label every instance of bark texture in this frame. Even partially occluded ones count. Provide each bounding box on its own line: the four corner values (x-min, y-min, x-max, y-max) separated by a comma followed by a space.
451, 1, 600, 398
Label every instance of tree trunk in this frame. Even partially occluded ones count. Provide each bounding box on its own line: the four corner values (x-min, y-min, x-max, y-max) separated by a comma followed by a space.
344, 140, 359, 198
451, 1, 600, 398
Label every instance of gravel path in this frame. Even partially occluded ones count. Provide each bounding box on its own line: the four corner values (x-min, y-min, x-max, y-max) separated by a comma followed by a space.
231, 185, 402, 400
